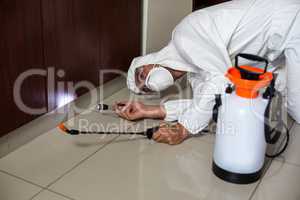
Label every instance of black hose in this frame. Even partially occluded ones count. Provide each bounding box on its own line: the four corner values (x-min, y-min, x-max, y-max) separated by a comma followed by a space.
264, 76, 290, 158
266, 124, 290, 158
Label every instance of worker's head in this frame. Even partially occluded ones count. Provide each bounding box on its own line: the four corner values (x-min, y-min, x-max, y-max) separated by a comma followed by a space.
127, 48, 193, 94
135, 64, 175, 92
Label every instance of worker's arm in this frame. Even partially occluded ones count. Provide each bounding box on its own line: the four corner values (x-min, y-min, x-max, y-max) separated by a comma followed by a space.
113, 100, 192, 145
163, 99, 193, 121
113, 101, 166, 121
178, 73, 229, 134
113, 99, 193, 121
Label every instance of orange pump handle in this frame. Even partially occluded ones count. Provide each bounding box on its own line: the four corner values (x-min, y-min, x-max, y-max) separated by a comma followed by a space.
226, 66, 273, 99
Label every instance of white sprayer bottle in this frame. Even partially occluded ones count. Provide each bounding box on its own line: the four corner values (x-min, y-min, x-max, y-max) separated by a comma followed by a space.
213, 54, 274, 184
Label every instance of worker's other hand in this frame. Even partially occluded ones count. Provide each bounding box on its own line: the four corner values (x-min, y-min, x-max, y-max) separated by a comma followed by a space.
113, 101, 147, 121
153, 123, 189, 145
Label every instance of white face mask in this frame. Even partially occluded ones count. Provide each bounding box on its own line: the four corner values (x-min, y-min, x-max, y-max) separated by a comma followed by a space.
145, 66, 174, 92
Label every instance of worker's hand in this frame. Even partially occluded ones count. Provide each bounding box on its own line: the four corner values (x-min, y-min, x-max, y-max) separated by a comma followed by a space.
153, 123, 189, 145
113, 101, 166, 121
113, 101, 147, 121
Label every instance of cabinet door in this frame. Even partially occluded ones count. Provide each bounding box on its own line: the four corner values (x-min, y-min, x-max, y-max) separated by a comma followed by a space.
42, 0, 141, 110
193, 0, 230, 10
0, 0, 141, 136
0, 0, 46, 136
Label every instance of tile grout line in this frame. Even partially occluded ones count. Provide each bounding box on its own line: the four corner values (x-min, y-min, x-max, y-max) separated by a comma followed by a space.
30, 118, 124, 199
248, 159, 274, 200
30, 136, 120, 200
0, 169, 75, 200
0, 136, 119, 200
248, 178, 264, 200
42, 101, 139, 192
28, 189, 45, 200
273, 120, 298, 166
45, 189, 78, 200
248, 120, 296, 200
0, 170, 49, 200
0, 89, 131, 199
3, 103, 293, 199
11, 91, 129, 199
288, 120, 295, 132
275, 158, 300, 167
44, 135, 120, 190
0, 169, 46, 189
28, 187, 78, 200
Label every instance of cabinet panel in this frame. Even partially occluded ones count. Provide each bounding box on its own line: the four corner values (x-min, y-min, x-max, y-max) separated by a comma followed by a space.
0, 0, 46, 136
42, 0, 141, 110
0, 0, 141, 136
99, 1, 141, 69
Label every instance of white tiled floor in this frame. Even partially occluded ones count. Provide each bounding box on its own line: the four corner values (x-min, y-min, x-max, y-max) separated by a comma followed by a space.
276, 124, 300, 166
49, 136, 257, 200
0, 86, 299, 200
252, 160, 300, 200
0, 171, 41, 200
31, 191, 70, 200
0, 114, 122, 187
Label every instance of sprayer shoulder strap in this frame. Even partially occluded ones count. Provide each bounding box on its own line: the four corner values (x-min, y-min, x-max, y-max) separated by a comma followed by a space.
212, 94, 222, 123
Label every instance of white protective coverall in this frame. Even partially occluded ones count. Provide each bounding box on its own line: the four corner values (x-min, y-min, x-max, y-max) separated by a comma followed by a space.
127, 0, 300, 134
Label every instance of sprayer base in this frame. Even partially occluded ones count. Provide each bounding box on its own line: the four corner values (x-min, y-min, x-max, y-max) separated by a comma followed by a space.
212, 161, 263, 184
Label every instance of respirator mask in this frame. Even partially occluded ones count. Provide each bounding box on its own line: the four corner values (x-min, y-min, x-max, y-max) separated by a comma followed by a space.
145, 66, 174, 92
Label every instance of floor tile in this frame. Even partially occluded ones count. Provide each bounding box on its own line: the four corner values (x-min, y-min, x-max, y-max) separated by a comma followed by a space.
32, 191, 70, 200
191, 132, 215, 144
192, 122, 217, 144
0, 135, 9, 158
67, 110, 137, 133
0, 125, 117, 187
275, 123, 300, 166
0, 86, 139, 188
50, 136, 257, 200
252, 160, 300, 200
102, 87, 131, 104
0, 171, 41, 200
287, 114, 295, 130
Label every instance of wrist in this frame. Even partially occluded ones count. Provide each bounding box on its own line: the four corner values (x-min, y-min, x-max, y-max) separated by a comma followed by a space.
178, 123, 190, 138
144, 105, 166, 119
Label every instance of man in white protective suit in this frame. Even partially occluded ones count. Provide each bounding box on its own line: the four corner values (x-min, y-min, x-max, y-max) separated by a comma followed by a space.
113, 0, 300, 145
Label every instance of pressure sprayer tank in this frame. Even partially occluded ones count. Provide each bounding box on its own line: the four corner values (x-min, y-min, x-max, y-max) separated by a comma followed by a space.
213, 54, 273, 184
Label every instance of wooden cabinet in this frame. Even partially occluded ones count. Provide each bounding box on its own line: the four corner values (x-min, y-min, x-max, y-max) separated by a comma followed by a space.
0, 0, 141, 136
0, 0, 47, 135
193, 0, 230, 10
42, 0, 141, 109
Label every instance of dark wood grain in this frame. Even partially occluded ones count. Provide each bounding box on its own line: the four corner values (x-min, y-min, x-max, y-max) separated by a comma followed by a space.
0, 0, 46, 136
42, 0, 141, 110
0, 0, 141, 136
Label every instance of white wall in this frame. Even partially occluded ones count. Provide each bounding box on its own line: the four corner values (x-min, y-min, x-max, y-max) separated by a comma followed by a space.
142, 0, 193, 55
